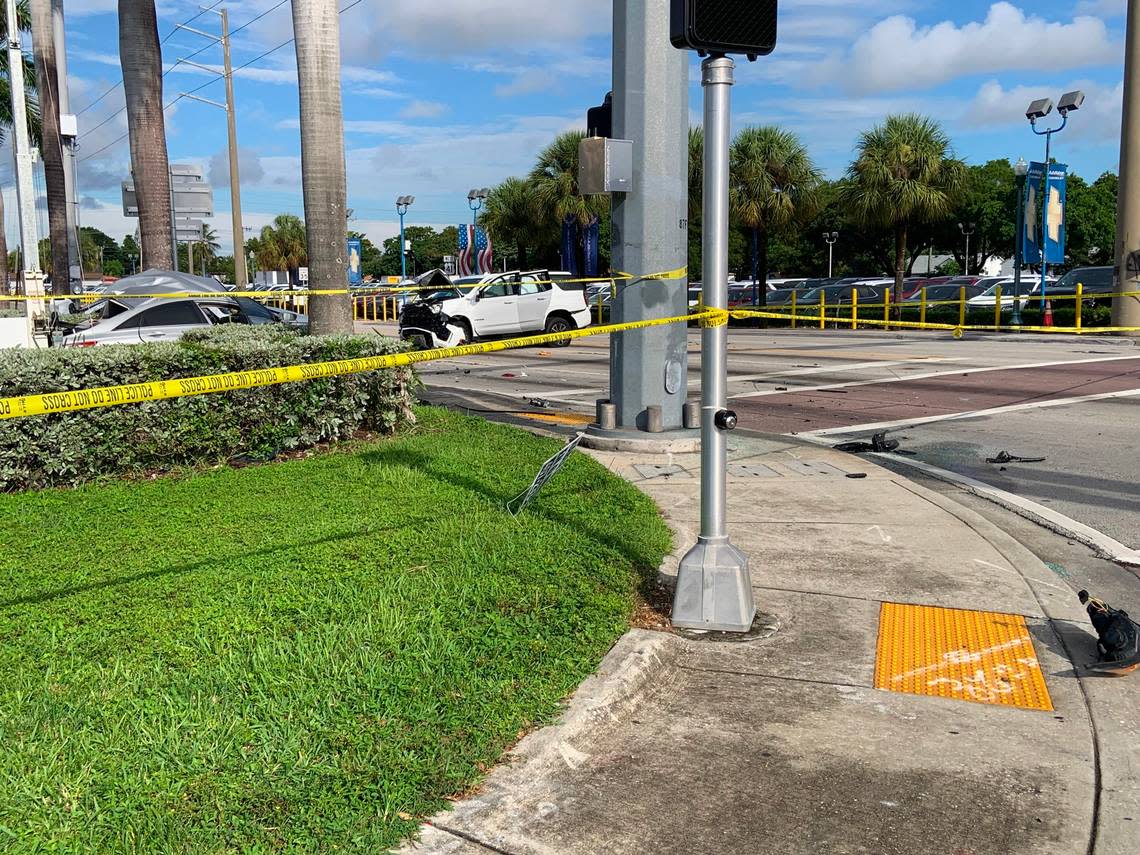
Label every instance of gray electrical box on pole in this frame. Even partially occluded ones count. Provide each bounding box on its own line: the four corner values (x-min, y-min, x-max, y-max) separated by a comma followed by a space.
606, 0, 690, 433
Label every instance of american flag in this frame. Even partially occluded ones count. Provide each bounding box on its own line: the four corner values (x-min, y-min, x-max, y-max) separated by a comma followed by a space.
458, 225, 494, 276
476, 226, 493, 275
457, 224, 474, 276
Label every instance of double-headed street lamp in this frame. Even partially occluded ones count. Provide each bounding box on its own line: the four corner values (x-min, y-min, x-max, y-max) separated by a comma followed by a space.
823, 231, 838, 278
396, 195, 415, 281
1026, 90, 1084, 324
958, 222, 975, 275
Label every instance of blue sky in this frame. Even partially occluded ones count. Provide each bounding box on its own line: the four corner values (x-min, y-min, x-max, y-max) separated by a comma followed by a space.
2, 0, 1128, 253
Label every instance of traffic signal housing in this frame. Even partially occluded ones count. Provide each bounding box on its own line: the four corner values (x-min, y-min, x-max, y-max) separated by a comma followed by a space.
670, 0, 778, 57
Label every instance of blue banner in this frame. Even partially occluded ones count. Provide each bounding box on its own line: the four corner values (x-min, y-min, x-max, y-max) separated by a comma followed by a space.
561, 216, 579, 276
584, 216, 599, 277
1024, 161, 1067, 266
346, 238, 363, 285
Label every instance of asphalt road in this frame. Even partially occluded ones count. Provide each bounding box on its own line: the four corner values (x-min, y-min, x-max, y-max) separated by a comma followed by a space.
381, 321, 1140, 555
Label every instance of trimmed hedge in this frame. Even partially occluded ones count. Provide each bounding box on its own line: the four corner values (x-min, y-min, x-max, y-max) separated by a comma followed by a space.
0, 325, 417, 491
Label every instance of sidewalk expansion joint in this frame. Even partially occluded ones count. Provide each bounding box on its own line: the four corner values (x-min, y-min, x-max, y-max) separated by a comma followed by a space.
676, 662, 872, 691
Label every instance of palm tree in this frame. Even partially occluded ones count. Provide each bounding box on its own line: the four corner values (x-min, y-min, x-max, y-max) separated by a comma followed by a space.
481, 178, 542, 269
193, 224, 220, 271
118, 0, 173, 269
0, 0, 39, 290
529, 131, 605, 228
529, 131, 604, 272
249, 214, 307, 280
841, 114, 967, 307
688, 126, 703, 216
291, 0, 350, 333
30, 0, 67, 291
730, 126, 821, 307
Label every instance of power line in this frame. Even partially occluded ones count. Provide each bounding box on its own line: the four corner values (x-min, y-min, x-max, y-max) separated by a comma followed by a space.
75, 0, 225, 116
75, 0, 290, 123
79, 0, 368, 164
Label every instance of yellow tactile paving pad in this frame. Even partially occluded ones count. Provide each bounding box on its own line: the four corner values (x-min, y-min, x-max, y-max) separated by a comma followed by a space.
874, 603, 1053, 711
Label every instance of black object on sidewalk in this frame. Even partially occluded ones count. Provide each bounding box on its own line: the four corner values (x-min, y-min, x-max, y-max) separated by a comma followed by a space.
1078, 590, 1140, 675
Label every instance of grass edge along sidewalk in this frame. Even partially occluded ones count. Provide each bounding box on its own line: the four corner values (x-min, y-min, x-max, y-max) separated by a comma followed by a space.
0, 406, 672, 853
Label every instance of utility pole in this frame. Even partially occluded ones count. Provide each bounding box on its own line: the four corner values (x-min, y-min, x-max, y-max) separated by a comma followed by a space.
1115, 0, 1140, 332
607, 0, 689, 433
221, 9, 246, 289
177, 7, 247, 289
5, 0, 45, 316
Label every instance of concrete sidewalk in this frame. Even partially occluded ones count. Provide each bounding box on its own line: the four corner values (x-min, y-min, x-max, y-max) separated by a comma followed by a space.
398, 435, 1140, 855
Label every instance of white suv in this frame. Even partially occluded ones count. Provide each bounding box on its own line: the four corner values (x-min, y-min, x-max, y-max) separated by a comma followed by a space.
399, 270, 591, 348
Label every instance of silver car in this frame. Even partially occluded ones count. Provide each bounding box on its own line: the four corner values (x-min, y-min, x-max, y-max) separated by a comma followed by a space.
54, 270, 306, 347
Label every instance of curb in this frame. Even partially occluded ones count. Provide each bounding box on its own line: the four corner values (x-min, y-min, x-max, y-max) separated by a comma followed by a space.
395, 630, 682, 854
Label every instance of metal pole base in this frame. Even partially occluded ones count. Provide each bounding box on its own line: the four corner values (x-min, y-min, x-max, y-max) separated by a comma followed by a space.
672, 536, 755, 632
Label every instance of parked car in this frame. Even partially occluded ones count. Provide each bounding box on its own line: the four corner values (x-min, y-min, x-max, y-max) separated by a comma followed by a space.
966, 277, 1053, 310
1049, 266, 1115, 298
901, 276, 953, 299
398, 269, 591, 349
797, 283, 885, 306
899, 283, 986, 305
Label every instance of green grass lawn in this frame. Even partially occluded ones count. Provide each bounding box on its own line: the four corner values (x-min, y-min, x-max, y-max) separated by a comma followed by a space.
0, 407, 671, 853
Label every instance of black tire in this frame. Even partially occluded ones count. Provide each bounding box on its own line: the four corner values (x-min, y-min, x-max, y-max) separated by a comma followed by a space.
455, 319, 474, 344
544, 315, 573, 347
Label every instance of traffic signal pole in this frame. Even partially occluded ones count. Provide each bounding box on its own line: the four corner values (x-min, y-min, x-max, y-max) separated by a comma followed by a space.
1115, 0, 1140, 332
608, 0, 689, 432
671, 55, 755, 633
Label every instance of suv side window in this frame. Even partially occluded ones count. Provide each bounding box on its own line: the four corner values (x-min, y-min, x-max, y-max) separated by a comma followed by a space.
518, 280, 552, 296
482, 282, 517, 299
117, 301, 206, 330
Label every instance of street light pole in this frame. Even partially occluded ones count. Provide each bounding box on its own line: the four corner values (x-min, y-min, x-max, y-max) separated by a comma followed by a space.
1027, 91, 1082, 326
823, 231, 838, 278
672, 54, 754, 633
958, 222, 975, 275
396, 195, 414, 280
1012, 158, 1028, 327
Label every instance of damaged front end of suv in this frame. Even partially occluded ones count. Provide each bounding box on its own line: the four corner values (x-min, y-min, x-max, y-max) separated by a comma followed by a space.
398, 299, 465, 350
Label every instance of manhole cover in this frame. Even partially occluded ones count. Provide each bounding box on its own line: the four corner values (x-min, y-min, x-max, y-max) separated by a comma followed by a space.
633, 464, 691, 480
674, 611, 780, 644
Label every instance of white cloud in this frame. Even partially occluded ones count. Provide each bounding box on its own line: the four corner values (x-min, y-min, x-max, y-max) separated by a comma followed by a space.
208, 146, 267, 186
399, 100, 448, 119
819, 3, 1116, 94
963, 78, 1125, 144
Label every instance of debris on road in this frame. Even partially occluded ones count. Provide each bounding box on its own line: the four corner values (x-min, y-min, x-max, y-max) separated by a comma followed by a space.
986, 451, 1047, 465
834, 432, 900, 454
528, 398, 553, 409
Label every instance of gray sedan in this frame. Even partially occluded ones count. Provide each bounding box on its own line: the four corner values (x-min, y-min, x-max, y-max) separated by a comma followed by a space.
58, 295, 306, 347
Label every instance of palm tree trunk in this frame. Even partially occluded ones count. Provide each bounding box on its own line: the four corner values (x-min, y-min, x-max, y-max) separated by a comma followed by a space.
893, 224, 907, 318
292, 0, 350, 334
30, 0, 69, 292
118, 0, 172, 270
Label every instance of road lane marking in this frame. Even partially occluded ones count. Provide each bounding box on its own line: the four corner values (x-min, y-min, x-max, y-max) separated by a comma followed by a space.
731, 353, 1140, 400
801, 387, 1140, 437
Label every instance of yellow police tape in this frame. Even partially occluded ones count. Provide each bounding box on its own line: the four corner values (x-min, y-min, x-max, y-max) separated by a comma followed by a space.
0, 266, 691, 302
730, 308, 1140, 335
0, 308, 719, 421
